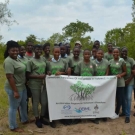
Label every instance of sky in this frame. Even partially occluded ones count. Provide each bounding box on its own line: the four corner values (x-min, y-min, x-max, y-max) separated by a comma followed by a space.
0, 0, 133, 43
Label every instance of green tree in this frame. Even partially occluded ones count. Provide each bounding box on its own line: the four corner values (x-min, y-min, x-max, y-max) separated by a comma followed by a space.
0, 0, 17, 40
62, 20, 94, 49
132, 0, 135, 22
104, 28, 124, 47
25, 34, 40, 44
17, 40, 25, 46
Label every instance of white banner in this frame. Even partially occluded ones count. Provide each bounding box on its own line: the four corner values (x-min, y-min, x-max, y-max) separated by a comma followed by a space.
46, 76, 117, 121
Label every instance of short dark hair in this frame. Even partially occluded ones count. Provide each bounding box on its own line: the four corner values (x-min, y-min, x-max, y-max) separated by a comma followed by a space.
83, 49, 91, 54
43, 42, 50, 50
33, 44, 42, 50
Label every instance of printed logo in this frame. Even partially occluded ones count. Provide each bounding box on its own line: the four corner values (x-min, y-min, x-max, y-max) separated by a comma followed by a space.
70, 81, 96, 101
93, 104, 99, 114
75, 107, 91, 113
63, 105, 71, 110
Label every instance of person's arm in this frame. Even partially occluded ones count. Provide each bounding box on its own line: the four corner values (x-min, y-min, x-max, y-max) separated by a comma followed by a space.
6, 74, 20, 99
105, 66, 109, 76
125, 65, 135, 85
74, 63, 80, 76
116, 63, 126, 78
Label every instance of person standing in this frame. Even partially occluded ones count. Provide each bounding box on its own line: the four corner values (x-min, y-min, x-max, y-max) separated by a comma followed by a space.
121, 47, 135, 123
25, 41, 34, 59
75, 41, 83, 57
4, 41, 28, 133
104, 43, 113, 61
109, 48, 126, 119
26, 45, 48, 128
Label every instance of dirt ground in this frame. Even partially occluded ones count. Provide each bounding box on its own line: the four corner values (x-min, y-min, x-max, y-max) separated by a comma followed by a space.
0, 100, 135, 135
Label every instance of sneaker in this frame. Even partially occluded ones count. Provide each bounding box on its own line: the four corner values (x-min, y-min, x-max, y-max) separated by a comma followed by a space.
35, 119, 42, 128
50, 121, 56, 128
110, 113, 119, 119
125, 117, 130, 123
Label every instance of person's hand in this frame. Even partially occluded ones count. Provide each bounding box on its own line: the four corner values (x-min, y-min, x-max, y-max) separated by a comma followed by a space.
131, 70, 135, 75
14, 91, 20, 99
47, 71, 51, 76
55, 71, 61, 76
67, 68, 71, 76
116, 74, 121, 78
125, 79, 130, 85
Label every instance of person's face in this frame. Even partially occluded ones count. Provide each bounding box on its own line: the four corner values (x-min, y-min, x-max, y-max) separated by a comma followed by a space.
26, 42, 33, 52
83, 51, 91, 60
19, 46, 26, 56
108, 44, 113, 52
34, 47, 42, 57
60, 46, 66, 56
96, 50, 104, 61
44, 46, 50, 55
113, 49, 119, 59
121, 48, 127, 59
75, 43, 81, 49
92, 49, 97, 57
8, 47, 19, 59
53, 48, 60, 59
94, 42, 100, 49
66, 44, 70, 53
73, 48, 80, 58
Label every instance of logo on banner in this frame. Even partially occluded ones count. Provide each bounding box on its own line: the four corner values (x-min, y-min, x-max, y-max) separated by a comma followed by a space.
93, 104, 99, 114
75, 107, 91, 113
63, 105, 71, 110
70, 81, 96, 101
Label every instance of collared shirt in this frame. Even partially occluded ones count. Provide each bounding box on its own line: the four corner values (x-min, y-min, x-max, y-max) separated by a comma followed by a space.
51, 57, 60, 62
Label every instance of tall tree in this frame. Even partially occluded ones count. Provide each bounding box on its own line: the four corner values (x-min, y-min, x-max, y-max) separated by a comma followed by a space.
132, 0, 135, 22
62, 20, 94, 49
0, 0, 17, 40
25, 34, 40, 44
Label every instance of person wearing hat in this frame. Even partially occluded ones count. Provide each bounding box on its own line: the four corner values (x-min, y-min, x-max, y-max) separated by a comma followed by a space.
75, 41, 83, 57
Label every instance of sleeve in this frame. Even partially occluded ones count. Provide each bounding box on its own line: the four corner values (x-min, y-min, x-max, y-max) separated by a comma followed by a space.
63, 60, 68, 72
4, 60, 14, 74
69, 58, 73, 68
92, 62, 96, 75
46, 61, 51, 72
121, 59, 126, 67
130, 58, 135, 67
74, 62, 80, 75
108, 59, 112, 65
26, 60, 32, 72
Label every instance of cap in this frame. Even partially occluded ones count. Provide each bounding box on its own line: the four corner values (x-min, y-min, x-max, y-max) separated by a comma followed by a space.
75, 41, 82, 46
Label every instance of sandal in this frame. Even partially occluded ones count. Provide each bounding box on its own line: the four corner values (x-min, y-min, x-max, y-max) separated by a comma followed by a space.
11, 128, 24, 133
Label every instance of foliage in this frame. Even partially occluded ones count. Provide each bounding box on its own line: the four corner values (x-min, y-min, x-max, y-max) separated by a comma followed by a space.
70, 81, 95, 101
132, 0, 135, 22
25, 34, 40, 45
0, 0, 17, 40
62, 20, 94, 49
17, 40, 26, 46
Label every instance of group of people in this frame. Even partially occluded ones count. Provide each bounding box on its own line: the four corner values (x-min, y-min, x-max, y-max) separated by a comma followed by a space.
3, 40, 135, 133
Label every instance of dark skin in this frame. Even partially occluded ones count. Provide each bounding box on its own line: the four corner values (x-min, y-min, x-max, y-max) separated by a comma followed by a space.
43, 46, 50, 57
6, 47, 20, 99
83, 50, 91, 63
48, 48, 66, 76
71, 48, 80, 75
94, 41, 100, 50
121, 48, 135, 85
26, 42, 33, 53
108, 44, 113, 53
112, 49, 126, 78
26, 47, 45, 80
96, 50, 109, 75
60, 46, 67, 57
65, 44, 71, 55
92, 48, 97, 59
19, 46, 26, 57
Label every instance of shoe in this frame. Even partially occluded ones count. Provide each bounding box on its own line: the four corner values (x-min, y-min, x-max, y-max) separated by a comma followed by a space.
40, 117, 49, 125
35, 119, 42, 128
50, 121, 56, 128
125, 117, 130, 123
110, 113, 119, 119
119, 113, 125, 117
93, 119, 99, 124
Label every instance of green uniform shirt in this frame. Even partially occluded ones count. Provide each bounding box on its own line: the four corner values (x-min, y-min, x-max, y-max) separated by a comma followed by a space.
4, 56, 26, 91
109, 58, 126, 87
104, 52, 113, 61
41, 55, 53, 62
26, 57, 46, 89
61, 56, 72, 68
47, 58, 68, 75
124, 57, 135, 86
18, 56, 28, 66
74, 61, 96, 76
93, 59, 109, 76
